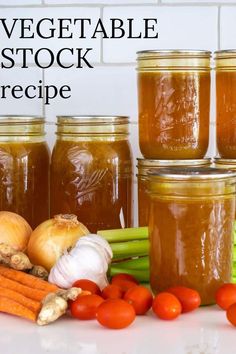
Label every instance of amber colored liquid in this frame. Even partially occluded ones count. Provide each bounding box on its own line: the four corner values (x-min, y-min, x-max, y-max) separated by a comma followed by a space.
138, 177, 149, 227
138, 71, 210, 159
217, 71, 236, 158
50, 139, 133, 233
0, 141, 50, 228
149, 196, 234, 305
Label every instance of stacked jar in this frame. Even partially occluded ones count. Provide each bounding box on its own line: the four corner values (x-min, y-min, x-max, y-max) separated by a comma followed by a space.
136, 50, 212, 226
214, 50, 236, 173
137, 50, 236, 304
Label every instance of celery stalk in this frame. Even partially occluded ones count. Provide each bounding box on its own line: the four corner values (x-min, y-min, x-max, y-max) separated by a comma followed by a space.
112, 256, 149, 270
111, 240, 149, 259
98, 227, 148, 243
110, 266, 149, 282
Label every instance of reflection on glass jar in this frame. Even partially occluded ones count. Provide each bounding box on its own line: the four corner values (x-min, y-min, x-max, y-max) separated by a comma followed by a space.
215, 51, 236, 158
50, 116, 133, 233
137, 158, 212, 227
137, 50, 211, 159
0, 116, 50, 228
148, 167, 236, 305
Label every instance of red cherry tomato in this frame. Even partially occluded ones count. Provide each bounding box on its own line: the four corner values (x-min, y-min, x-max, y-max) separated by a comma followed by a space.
102, 284, 124, 300
111, 279, 138, 292
124, 285, 153, 315
167, 286, 201, 313
70, 294, 104, 320
72, 279, 101, 295
152, 292, 182, 320
96, 299, 136, 329
227, 303, 236, 326
111, 273, 139, 285
215, 283, 236, 310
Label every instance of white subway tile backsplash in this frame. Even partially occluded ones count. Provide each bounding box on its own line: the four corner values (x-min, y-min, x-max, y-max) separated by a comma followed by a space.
44, 66, 138, 122
0, 67, 43, 115
220, 7, 236, 49
45, 0, 157, 3
103, 6, 218, 63
0, 0, 41, 4
0, 7, 100, 64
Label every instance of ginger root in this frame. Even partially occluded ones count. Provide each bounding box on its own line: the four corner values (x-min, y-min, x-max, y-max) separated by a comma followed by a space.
29, 265, 48, 280
37, 287, 87, 326
0, 243, 49, 279
0, 243, 33, 270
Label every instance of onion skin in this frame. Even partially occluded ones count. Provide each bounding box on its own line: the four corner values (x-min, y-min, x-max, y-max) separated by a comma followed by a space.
0, 211, 32, 251
27, 214, 89, 271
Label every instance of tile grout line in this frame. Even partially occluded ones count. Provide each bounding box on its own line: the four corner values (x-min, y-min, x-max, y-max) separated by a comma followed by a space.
7, 62, 137, 68
0, 3, 235, 8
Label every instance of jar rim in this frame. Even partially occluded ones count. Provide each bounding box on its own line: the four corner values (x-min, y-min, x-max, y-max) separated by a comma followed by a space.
0, 115, 45, 124
137, 158, 211, 168
214, 158, 236, 165
215, 49, 236, 58
148, 167, 236, 180
57, 116, 129, 126
137, 49, 211, 57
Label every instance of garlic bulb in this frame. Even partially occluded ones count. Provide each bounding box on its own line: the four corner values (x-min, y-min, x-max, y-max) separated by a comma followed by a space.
48, 234, 113, 289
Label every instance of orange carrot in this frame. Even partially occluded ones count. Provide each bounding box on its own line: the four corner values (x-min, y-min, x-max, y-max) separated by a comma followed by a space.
0, 296, 37, 321
0, 275, 48, 302
0, 266, 58, 292
0, 287, 41, 313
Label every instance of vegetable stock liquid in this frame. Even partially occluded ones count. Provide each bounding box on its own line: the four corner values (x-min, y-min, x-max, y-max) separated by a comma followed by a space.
138, 71, 210, 159
217, 71, 236, 158
0, 142, 50, 228
50, 139, 133, 233
149, 194, 235, 305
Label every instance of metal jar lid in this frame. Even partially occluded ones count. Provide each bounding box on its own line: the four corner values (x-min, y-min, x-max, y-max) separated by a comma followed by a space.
137, 50, 211, 71
148, 167, 236, 181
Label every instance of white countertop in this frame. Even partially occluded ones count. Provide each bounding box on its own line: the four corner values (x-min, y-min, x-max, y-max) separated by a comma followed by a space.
1, 306, 235, 354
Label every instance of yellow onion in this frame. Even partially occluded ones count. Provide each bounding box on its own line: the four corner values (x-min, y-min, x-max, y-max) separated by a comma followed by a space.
27, 214, 89, 271
0, 211, 32, 251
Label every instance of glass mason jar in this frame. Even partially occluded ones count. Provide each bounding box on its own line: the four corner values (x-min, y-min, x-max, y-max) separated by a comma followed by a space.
137, 158, 212, 226
50, 116, 133, 233
214, 158, 236, 221
137, 50, 211, 159
148, 167, 236, 305
215, 50, 236, 158
0, 116, 50, 228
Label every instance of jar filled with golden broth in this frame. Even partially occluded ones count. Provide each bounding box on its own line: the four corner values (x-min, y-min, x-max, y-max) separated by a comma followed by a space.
148, 167, 236, 305
137, 50, 211, 159
50, 116, 133, 233
215, 51, 236, 158
137, 158, 212, 226
0, 116, 50, 228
